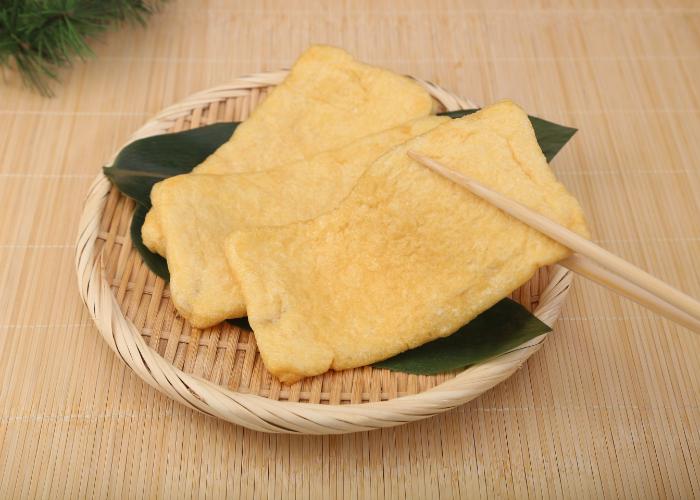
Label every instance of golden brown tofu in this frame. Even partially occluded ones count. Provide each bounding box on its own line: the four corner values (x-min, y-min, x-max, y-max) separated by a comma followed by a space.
143, 44, 434, 273
225, 101, 589, 383
193, 45, 435, 175
150, 117, 446, 328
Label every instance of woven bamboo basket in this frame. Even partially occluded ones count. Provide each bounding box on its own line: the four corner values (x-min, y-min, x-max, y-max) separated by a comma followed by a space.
75, 70, 573, 434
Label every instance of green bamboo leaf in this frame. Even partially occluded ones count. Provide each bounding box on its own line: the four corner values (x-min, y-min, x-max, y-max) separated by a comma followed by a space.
373, 298, 551, 374
130, 204, 169, 280
104, 122, 239, 206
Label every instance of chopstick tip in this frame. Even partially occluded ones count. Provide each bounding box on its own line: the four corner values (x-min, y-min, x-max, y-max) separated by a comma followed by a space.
407, 150, 422, 161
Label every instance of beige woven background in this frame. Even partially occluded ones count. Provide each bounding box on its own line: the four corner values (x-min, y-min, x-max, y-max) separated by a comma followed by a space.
2, 0, 699, 497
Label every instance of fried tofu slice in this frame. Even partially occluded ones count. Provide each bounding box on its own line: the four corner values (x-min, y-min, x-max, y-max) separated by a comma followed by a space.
151, 117, 447, 328
194, 45, 436, 175
225, 101, 590, 384
143, 44, 434, 263
141, 209, 165, 256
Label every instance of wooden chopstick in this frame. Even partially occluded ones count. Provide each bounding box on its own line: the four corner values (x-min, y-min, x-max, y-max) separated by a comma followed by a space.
408, 151, 700, 332
561, 255, 700, 333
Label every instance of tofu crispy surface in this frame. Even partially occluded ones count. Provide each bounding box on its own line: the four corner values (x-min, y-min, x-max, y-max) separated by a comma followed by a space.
150, 117, 445, 327
226, 101, 589, 383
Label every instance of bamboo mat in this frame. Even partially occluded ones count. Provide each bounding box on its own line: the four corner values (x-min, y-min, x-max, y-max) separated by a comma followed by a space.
1, 0, 700, 497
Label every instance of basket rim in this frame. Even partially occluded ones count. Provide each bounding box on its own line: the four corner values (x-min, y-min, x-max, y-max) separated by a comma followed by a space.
75, 70, 573, 434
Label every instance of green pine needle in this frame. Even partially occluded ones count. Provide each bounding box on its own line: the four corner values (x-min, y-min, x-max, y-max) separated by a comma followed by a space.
0, 0, 165, 96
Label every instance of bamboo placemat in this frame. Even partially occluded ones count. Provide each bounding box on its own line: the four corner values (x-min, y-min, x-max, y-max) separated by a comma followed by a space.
1, 0, 699, 497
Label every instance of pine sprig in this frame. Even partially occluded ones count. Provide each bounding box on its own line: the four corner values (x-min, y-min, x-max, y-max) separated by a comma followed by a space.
0, 0, 164, 96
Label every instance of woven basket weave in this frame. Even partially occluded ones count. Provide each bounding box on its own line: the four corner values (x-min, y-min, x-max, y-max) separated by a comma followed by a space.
75, 70, 573, 434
